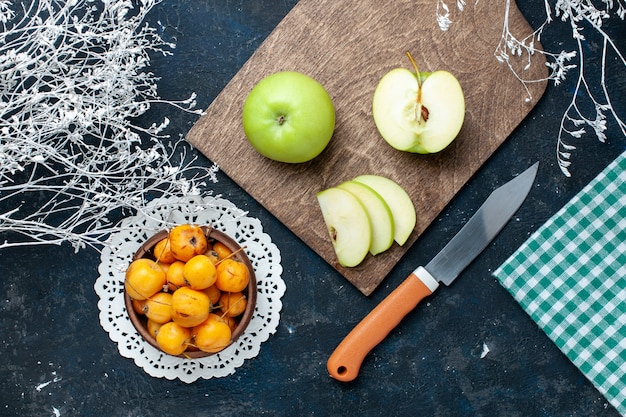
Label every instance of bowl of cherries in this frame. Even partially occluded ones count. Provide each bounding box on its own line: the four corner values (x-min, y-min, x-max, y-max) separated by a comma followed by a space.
124, 224, 256, 358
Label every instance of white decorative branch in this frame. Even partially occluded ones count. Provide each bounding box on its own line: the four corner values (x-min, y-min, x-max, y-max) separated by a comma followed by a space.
0, 0, 218, 251
437, 0, 626, 176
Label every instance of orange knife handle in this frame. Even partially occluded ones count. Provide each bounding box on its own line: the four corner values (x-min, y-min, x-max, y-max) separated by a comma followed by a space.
327, 266, 439, 382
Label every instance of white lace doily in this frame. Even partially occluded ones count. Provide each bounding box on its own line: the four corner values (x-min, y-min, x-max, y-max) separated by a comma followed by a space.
95, 195, 285, 383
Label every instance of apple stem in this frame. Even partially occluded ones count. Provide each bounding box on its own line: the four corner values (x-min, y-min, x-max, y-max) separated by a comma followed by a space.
406, 52, 421, 89
406, 51, 427, 125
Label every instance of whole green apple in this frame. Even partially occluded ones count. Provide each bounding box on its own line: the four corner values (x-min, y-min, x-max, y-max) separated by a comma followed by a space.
242, 71, 335, 163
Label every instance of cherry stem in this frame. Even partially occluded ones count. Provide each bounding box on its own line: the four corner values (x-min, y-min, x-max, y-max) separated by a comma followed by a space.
214, 245, 248, 266
219, 295, 247, 319
124, 278, 150, 300
153, 235, 171, 265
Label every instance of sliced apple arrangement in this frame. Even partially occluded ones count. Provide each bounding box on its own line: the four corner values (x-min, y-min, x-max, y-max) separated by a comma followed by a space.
372, 52, 465, 154
124, 224, 257, 358
317, 175, 416, 267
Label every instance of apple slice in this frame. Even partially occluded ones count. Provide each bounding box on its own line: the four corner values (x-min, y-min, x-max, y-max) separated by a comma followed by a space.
372, 53, 465, 154
317, 187, 372, 267
352, 175, 416, 246
336, 180, 394, 256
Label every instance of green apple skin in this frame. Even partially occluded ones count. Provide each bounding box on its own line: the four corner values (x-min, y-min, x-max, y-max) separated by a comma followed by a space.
352, 174, 416, 246
337, 180, 394, 256
242, 71, 335, 163
317, 187, 372, 268
372, 68, 465, 154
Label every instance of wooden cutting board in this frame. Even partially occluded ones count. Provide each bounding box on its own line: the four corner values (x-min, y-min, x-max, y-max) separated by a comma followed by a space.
186, 0, 548, 296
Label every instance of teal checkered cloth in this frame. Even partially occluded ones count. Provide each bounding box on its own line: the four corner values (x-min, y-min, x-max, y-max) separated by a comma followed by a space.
494, 151, 626, 416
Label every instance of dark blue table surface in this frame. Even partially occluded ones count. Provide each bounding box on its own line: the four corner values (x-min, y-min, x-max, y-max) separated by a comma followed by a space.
1, 1, 624, 416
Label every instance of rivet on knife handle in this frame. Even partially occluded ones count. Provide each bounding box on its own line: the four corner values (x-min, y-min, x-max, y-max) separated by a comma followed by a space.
327, 267, 439, 382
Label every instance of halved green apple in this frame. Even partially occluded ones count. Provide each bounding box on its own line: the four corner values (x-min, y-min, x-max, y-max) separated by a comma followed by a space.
317, 187, 372, 267
337, 180, 394, 256
372, 53, 465, 154
352, 174, 416, 246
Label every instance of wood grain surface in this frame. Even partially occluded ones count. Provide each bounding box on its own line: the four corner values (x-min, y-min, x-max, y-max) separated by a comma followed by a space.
186, 0, 548, 295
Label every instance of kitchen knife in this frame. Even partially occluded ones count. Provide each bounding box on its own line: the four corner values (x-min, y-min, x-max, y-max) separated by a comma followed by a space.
327, 162, 539, 382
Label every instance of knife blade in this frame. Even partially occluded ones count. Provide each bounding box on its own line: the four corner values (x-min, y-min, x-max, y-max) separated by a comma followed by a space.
327, 162, 539, 382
